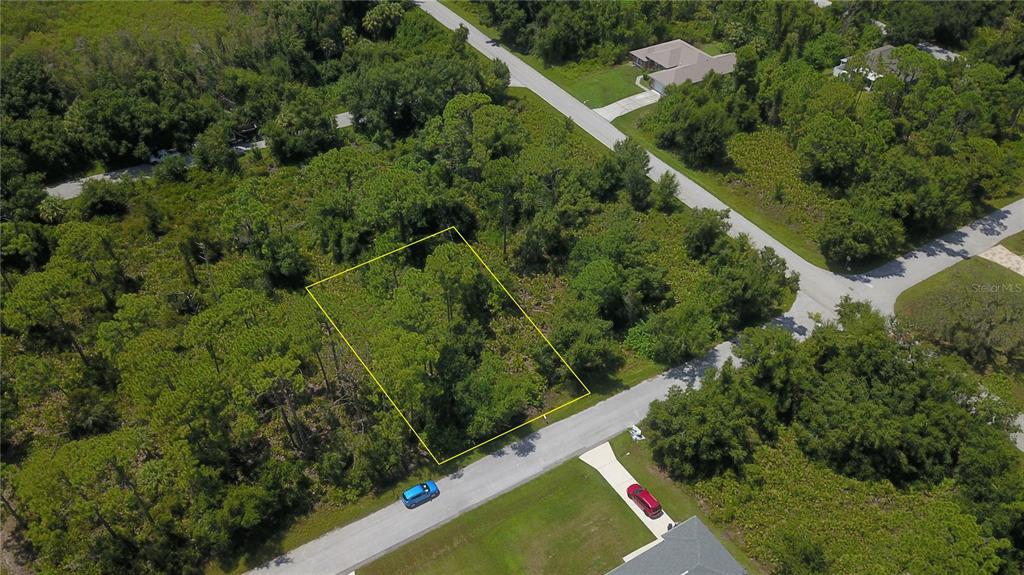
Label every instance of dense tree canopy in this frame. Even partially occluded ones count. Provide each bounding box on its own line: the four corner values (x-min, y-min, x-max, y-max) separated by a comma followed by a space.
647, 298, 1024, 572
476, 0, 1024, 265
0, 7, 799, 573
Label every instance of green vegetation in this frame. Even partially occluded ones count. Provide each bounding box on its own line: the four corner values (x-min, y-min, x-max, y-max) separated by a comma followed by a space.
360, 459, 653, 575
530, 62, 643, 108
1, 5, 798, 574
895, 256, 1024, 415
694, 433, 1012, 575
481, 1, 1024, 268
895, 257, 1024, 370
643, 299, 1024, 573
1, 0, 392, 197
615, 108, 828, 268
1003, 230, 1024, 256
441, 0, 645, 108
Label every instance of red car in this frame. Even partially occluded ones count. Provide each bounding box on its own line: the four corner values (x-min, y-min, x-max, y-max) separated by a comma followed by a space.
626, 483, 663, 518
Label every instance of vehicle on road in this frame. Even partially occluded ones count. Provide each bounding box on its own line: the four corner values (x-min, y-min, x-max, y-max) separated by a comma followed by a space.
401, 480, 440, 509
626, 483, 662, 518
148, 149, 179, 164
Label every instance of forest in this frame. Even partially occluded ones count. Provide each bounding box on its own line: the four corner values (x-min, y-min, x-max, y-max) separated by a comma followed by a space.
0, 4, 797, 573
647, 299, 1024, 573
473, 0, 1024, 266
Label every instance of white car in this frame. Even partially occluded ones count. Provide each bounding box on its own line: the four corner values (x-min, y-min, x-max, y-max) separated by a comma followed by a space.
629, 425, 645, 441
149, 149, 179, 164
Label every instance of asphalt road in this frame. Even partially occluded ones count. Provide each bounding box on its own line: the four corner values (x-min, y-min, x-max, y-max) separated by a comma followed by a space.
44, 113, 354, 199
247, 2, 1024, 574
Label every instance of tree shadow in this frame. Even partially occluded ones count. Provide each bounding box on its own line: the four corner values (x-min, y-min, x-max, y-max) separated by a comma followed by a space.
968, 207, 1011, 237
769, 314, 809, 338
663, 346, 724, 390
511, 432, 540, 457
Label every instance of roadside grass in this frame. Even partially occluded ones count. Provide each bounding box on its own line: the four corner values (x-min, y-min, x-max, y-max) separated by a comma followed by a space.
894, 257, 1024, 327
894, 256, 1024, 413
359, 459, 653, 575
985, 189, 1024, 210
530, 61, 643, 108
987, 372, 1024, 414
201, 351, 663, 575
1002, 230, 1024, 256
609, 433, 768, 575
612, 107, 830, 269
205, 488, 407, 575
440, 0, 642, 108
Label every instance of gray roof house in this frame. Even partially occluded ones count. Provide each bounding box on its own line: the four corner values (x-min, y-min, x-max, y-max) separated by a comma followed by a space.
832, 43, 960, 87
630, 39, 737, 94
607, 516, 747, 575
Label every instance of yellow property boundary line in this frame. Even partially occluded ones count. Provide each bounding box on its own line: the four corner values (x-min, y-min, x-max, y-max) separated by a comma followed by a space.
305, 226, 591, 466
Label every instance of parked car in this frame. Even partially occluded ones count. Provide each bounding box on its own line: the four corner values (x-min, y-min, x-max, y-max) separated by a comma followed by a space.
626, 483, 663, 518
149, 149, 179, 164
401, 480, 440, 509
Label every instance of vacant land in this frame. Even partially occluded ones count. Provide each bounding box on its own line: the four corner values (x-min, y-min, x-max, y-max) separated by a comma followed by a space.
692, 433, 1006, 574
360, 459, 652, 575
614, 108, 829, 268
309, 230, 588, 463
895, 256, 1024, 412
441, 0, 642, 108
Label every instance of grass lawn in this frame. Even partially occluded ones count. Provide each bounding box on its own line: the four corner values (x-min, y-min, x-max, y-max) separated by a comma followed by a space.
612, 108, 830, 269
894, 257, 1024, 323
527, 60, 643, 108
440, 0, 642, 108
360, 459, 653, 575
1002, 230, 1024, 256
609, 433, 768, 575
894, 256, 1024, 413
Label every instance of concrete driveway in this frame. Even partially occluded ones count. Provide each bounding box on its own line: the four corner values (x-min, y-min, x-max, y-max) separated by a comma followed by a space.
979, 245, 1024, 276
580, 442, 675, 537
593, 90, 660, 121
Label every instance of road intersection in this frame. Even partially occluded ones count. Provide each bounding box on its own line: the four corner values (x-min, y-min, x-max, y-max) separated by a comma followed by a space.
244, 3, 1024, 572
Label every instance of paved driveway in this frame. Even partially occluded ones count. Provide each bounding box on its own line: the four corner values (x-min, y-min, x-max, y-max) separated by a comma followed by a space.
580, 442, 675, 537
593, 90, 660, 121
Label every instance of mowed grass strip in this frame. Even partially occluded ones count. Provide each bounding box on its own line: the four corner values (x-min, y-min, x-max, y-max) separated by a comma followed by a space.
360, 459, 653, 575
1002, 230, 1024, 256
894, 257, 1024, 322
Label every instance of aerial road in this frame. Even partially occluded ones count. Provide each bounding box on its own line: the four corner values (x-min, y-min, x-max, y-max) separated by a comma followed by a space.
247, 2, 1024, 574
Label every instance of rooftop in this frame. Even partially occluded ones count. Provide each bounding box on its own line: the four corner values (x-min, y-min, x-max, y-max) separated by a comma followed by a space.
630, 39, 710, 70
606, 516, 747, 575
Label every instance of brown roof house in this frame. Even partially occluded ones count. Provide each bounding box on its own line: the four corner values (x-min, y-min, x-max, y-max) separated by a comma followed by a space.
630, 39, 737, 94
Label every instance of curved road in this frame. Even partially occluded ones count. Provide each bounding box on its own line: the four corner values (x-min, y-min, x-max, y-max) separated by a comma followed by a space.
249, 3, 1024, 573
44, 113, 354, 199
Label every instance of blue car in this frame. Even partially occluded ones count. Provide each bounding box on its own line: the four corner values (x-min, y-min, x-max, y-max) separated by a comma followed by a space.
401, 480, 440, 509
